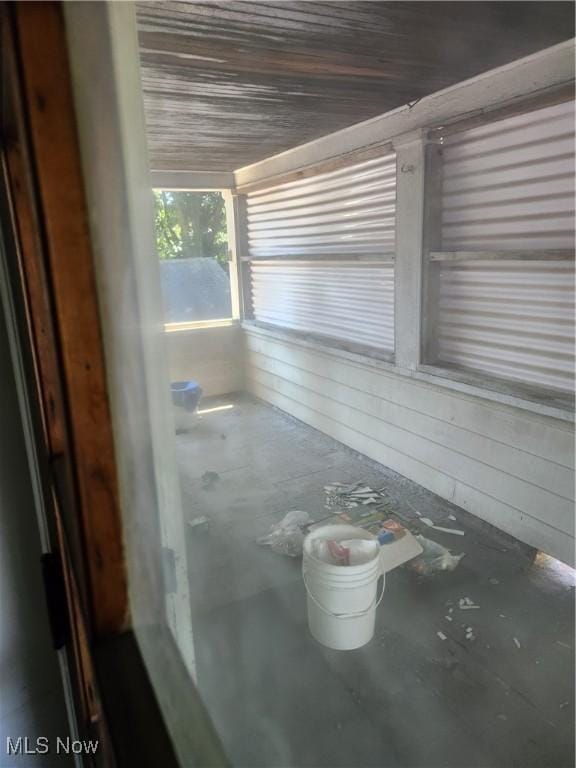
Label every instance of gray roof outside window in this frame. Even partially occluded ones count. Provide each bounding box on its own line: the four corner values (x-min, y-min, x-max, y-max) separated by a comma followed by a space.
159, 258, 232, 323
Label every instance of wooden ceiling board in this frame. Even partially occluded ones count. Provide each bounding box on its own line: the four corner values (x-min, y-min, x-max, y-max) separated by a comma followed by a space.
137, 1, 574, 172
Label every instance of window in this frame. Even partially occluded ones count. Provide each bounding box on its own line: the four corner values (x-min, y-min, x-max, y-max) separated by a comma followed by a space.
153, 190, 233, 324
426, 100, 575, 394
245, 154, 396, 353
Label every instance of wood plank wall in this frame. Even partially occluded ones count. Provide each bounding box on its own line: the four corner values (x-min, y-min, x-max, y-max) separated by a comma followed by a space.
165, 326, 245, 397
244, 326, 575, 565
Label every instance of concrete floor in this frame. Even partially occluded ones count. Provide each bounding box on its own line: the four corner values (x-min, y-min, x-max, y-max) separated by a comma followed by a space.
176, 394, 575, 768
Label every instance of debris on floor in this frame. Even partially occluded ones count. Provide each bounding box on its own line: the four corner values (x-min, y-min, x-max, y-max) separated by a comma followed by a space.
177, 397, 574, 764
202, 470, 221, 490
322, 480, 469, 574
312, 516, 423, 572
404, 500, 422, 517
257, 483, 425, 569
459, 597, 480, 610
406, 535, 465, 575
379, 524, 423, 573
324, 483, 382, 512
419, 516, 465, 536
323, 483, 402, 527
188, 515, 210, 530
513, 637, 522, 649
256, 510, 312, 557
322, 481, 467, 548
380, 519, 405, 537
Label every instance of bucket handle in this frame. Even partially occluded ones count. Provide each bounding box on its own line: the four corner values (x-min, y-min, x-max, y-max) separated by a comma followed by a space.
303, 572, 385, 620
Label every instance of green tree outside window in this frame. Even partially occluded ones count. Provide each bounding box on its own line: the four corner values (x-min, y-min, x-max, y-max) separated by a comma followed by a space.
154, 190, 229, 270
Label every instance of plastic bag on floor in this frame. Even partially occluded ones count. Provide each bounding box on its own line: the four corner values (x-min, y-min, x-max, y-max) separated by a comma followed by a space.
256, 510, 312, 557
406, 535, 465, 575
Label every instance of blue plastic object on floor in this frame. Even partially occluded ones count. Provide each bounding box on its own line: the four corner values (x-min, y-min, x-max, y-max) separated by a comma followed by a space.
377, 530, 396, 545
171, 380, 202, 412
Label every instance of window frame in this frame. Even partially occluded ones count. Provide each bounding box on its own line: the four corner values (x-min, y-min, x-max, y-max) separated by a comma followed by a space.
418, 103, 575, 406
237, 147, 398, 357
151, 184, 241, 331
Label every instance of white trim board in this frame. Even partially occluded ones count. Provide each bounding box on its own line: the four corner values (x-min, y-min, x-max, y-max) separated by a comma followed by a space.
150, 170, 235, 190
234, 39, 574, 188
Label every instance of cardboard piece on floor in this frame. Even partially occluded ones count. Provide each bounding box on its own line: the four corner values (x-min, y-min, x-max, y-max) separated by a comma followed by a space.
379, 530, 423, 573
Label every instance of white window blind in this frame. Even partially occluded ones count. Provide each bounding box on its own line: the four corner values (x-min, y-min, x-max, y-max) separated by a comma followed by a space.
433, 101, 575, 393
438, 260, 575, 393
250, 261, 394, 350
246, 154, 396, 351
440, 100, 575, 251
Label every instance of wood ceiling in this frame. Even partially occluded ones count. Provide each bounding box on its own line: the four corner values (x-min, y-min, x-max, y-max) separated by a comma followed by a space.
137, 1, 574, 172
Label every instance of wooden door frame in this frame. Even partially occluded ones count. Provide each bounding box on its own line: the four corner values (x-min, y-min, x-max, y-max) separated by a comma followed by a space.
3, 0, 127, 638
1, 1, 128, 763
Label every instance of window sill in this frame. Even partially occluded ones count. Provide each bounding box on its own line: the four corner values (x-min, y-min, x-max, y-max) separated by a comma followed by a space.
242, 321, 574, 424
242, 320, 396, 366
416, 363, 574, 423
164, 318, 238, 332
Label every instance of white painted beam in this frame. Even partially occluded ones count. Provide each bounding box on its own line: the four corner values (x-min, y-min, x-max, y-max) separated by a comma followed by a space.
394, 137, 426, 370
234, 40, 574, 188
222, 190, 241, 320
150, 170, 234, 190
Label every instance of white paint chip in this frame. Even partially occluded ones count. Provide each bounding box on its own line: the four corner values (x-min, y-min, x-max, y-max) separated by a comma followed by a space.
459, 597, 480, 610
437, 631, 447, 641
445, 615, 453, 622
434, 526, 465, 536
188, 516, 209, 528
420, 517, 465, 535
513, 637, 521, 649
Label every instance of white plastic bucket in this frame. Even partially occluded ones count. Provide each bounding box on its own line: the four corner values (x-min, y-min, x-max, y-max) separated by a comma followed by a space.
302, 525, 384, 651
